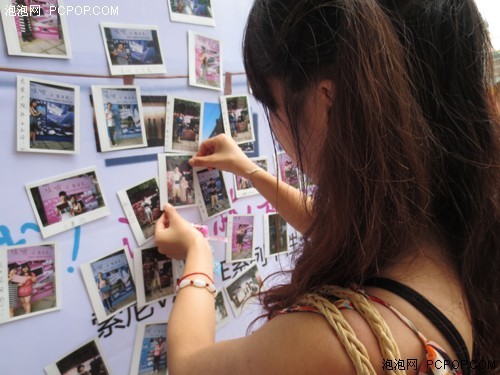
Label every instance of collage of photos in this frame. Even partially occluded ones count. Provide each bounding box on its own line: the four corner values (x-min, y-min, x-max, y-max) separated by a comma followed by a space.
158, 153, 196, 209
0, 243, 60, 324
224, 264, 262, 318
142, 95, 167, 147
92, 85, 147, 152
168, 0, 215, 26
165, 97, 203, 153
80, 247, 136, 324
134, 245, 177, 308
220, 94, 255, 145
44, 338, 111, 375
193, 168, 232, 221
233, 157, 268, 198
0, 0, 71, 58
264, 213, 290, 258
188, 31, 222, 91
25, 167, 109, 238
226, 214, 256, 263
130, 322, 168, 375
17, 76, 80, 154
100, 23, 166, 76
117, 177, 161, 246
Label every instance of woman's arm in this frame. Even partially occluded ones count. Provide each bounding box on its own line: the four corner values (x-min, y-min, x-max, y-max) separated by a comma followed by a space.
189, 134, 313, 233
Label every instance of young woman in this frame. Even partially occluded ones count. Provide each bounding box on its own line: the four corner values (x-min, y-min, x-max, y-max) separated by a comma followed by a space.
154, 0, 499, 374
17, 263, 37, 315
97, 272, 114, 313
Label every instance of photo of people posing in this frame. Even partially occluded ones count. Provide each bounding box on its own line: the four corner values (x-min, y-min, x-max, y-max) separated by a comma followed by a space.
276, 151, 301, 189
226, 214, 256, 263
221, 94, 255, 145
158, 153, 196, 209
80, 247, 136, 324
100, 23, 165, 75
131, 322, 168, 375
264, 213, 290, 258
188, 31, 222, 90
168, 0, 215, 27
194, 168, 232, 221
17, 76, 79, 154
233, 157, 268, 198
117, 177, 161, 246
165, 97, 203, 154
1, 243, 60, 324
224, 264, 262, 317
26, 167, 109, 238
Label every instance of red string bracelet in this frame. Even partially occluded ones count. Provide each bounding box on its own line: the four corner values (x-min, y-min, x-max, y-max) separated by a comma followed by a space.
177, 272, 214, 286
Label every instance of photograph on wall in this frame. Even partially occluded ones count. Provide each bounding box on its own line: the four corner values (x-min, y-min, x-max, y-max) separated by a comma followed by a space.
167, 0, 215, 27
233, 157, 268, 199
276, 151, 301, 189
193, 167, 232, 221
165, 96, 203, 154
100, 23, 166, 76
220, 94, 255, 145
215, 291, 230, 329
158, 153, 196, 209
117, 177, 161, 246
201, 101, 224, 141
188, 31, 222, 91
130, 322, 168, 375
142, 95, 167, 147
224, 264, 262, 318
264, 213, 290, 258
44, 338, 112, 375
92, 85, 147, 152
225, 214, 256, 263
25, 166, 109, 239
133, 244, 178, 308
80, 246, 136, 324
17, 76, 79, 154
0, 0, 71, 58
0, 243, 60, 325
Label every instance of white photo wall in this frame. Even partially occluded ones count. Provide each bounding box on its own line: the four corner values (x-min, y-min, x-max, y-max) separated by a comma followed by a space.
0, 1, 301, 374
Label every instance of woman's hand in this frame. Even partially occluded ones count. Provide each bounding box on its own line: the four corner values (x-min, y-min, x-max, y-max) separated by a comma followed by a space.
154, 204, 208, 260
189, 134, 257, 177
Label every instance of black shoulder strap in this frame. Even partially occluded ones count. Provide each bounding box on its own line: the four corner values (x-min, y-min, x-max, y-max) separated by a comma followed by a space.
364, 277, 471, 375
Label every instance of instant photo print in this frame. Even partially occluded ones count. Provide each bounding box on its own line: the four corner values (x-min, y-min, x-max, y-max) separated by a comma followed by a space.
92, 85, 147, 152
25, 166, 109, 239
0, 243, 60, 325
80, 246, 136, 324
193, 167, 233, 221
224, 264, 262, 318
215, 291, 230, 329
226, 214, 256, 263
100, 23, 166, 76
233, 157, 269, 199
167, 0, 215, 27
188, 31, 222, 91
0, 0, 72, 59
130, 322, 168, 375
117, 177, 161, 246
44, 338, 112, 375
142, 95, 167, 147
264, 213, 291, 258
201, 101, 224, 141
165, 96, 203, 154
276, 152, 301, 189
17, 76, 80, 154
220, 94, 255, 145
158, 153, 196, 209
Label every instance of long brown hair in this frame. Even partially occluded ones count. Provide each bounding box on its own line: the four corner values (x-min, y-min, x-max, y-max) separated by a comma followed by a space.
244, 0, 499, 368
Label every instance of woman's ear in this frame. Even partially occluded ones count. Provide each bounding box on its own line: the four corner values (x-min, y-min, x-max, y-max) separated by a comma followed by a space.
318, 79, 334, 105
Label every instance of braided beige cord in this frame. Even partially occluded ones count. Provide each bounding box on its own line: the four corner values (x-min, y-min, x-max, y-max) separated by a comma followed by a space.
316, 285, 406, 375
298, 292, 377, 374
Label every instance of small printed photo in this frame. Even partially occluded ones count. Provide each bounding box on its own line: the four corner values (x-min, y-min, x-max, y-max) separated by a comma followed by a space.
264, 213, 290, 258
25, 166, 109, 239
142, 95, 167, 147
134, 245, 178, 308
0, 243, 60, 325
44, 338, 112, 375
80, 246, 136, 324
215, 291, 230, 329
201, 101, 224, 141
224, 264, 262, 317
0, 0, 71, 59
220, 94, 254, 145
117, 177, 161, 246
193, 168, 232, 221
226, 214, 256, 263
130, 322, 168, 375
17, 76, 79, 154
233, 157, 268, 198
92, 85, 147, 152
188, 31, 222, 91
100, 23, 166, 76
165, 96, 203, 154
168, 0, 215, 27
276, 152, 301, 189
158, 154, 196, 209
